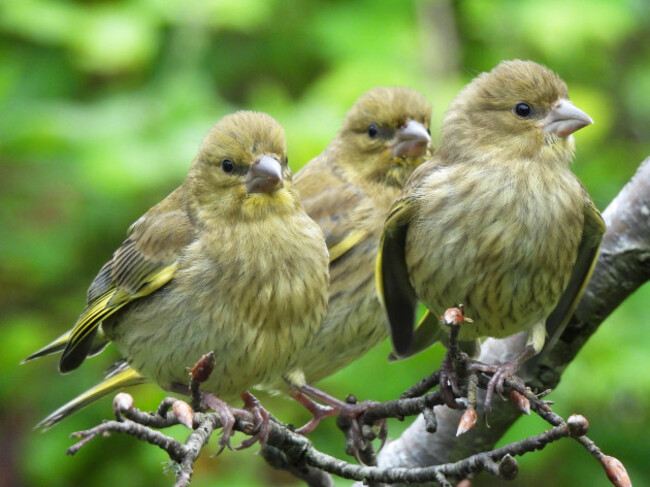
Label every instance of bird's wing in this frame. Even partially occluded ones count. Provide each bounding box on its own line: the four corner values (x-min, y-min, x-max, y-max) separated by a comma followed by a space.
387, 308, 442, 361
542, 197, 606, 352
376, 195, 420, 358
296, 158, 370, 263
59, 205, 195, 373
36, 364, 147, 430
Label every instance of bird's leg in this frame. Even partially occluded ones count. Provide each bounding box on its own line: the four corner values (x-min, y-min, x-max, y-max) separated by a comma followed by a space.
439, 351, 463, 409
236, 391, 271, 450
292, 384, 386, 458
202, 392, 238, 453
290, 390, 337, 435
468, 344, 536, 420
296, 384, 380, 423
439, 306, 473, 409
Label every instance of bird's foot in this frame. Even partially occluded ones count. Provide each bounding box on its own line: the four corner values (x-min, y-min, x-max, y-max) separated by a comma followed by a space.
468, 345, 535, 421
293, 384, 386, 461
291, 391, 337, 435
336, 394, 387, 463
202, 393, 238, 454
440, 351, 463, 409
236, 391, 271, 450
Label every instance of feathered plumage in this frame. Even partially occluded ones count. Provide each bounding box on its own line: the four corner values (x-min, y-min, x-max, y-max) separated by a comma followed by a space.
26, 111, 330, 428
378, 61, 605, 365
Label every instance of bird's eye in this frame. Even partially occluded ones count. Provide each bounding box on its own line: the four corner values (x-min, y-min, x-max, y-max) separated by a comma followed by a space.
514, 103, 532, 117
221, 159, 234, 173
367, 124, 379, 138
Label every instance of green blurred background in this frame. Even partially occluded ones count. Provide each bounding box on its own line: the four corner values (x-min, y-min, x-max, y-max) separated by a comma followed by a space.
1, 0, 649, 486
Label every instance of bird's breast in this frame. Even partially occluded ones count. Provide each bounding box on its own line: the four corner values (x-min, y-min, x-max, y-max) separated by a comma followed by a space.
106, 213, 329, 399
407, 163, 585, 340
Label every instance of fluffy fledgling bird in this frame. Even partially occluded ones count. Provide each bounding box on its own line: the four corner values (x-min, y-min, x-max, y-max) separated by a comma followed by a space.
25, 87, 432, 432
25, 111, 330, 440
282, 86, 432, 390
25, 89, 431, 431
377, 61, 605, 398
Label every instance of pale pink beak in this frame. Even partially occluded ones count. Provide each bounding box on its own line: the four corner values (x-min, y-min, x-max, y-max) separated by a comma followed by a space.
245, 155, 283, 194
543, 99, 593, 138
392, 120, 431, 158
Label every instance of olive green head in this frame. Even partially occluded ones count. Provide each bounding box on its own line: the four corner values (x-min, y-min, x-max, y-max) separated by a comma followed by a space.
186, 111, 299, 220
336, 86, 433, 187
440, 60, 592, 164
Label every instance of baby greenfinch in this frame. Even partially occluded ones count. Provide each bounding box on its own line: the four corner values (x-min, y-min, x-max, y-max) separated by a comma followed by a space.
26, 111, 330, 440
253, 87, 431, 430
285, 86, 432, 388
28, 88, 433, 431
377, 60, 605, 398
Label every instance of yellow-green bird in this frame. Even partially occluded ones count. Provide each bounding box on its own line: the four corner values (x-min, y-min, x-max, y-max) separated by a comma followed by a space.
25, 111, 330, 439
25, 87, 432, 431
377, 61, 605, 397
283, 86, 432, 391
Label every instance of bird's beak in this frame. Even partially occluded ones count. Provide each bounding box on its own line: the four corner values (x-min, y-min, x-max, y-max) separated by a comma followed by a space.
245, 155, 283, 194
391, 120, 431, 158
543, 99, 593, 138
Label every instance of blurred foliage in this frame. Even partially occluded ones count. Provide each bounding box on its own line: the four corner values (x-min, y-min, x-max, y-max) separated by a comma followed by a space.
1, 0, 649, 486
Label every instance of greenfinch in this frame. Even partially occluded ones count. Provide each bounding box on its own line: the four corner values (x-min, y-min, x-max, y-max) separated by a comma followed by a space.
28, 88, 433, 430
26, 111, 330, 435
377, 61, 605, 391
282, 86, 432, 390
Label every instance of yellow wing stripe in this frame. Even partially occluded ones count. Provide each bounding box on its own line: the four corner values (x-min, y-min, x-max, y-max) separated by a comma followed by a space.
375, 239, 385, 305
132, 263, 177, 299
328, 229, 368, 263
67, 289, 120, 349
66, 264, 178, 357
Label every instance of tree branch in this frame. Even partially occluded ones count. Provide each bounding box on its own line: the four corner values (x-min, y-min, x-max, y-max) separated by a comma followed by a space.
59, 158, 648, 487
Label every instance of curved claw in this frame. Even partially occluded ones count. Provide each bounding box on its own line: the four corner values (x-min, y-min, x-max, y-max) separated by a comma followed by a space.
468, 344, 535, 423
235, 392, 271, 450
203, 393, 237, 454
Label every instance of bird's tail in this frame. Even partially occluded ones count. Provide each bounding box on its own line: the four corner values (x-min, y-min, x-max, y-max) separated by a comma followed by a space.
36, 365, 147, 430
22, 329, 110, 363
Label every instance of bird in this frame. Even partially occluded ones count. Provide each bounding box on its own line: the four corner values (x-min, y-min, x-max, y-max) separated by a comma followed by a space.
288, 86, 432, 383
263, 86, 432, 430
24, 111, 330, 446
377, 60, 605, 407
25, 87, 433, 434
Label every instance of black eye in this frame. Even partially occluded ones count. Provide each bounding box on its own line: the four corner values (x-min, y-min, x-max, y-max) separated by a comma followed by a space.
367, 124, 379, 138
514, 103, 531, 117
221, 159, 234, 173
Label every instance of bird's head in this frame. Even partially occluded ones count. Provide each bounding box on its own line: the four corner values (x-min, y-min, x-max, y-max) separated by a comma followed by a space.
187, 111, 300, 221
439, 60, 592, 166
337, 86, 433, 187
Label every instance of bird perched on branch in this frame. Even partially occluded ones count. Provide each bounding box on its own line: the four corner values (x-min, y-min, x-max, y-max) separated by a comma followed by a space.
264, 86, 432, 429
26, 88, 432, 434
377, 60, 605, 405
24, 111, 330, 446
